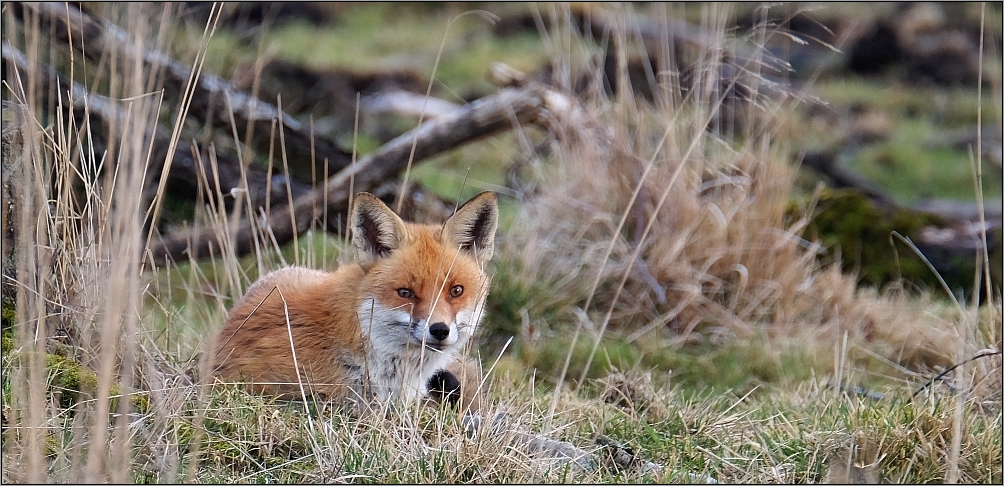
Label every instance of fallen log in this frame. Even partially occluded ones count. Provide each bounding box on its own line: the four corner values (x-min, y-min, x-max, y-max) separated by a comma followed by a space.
0, 41, 314, 221
16, 1, 353, 184
145, 84, 551, 265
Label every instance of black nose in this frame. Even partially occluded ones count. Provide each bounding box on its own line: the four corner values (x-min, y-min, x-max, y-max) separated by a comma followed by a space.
429, 322, 450, 341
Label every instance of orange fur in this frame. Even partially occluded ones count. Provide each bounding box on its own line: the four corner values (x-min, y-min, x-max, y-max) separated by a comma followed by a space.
207, 191, 497, 408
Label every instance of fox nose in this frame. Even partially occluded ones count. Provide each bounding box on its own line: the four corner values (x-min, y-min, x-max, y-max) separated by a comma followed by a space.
428, 322, 450, 341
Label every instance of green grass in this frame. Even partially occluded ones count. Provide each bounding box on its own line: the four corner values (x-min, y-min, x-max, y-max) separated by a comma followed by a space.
409, 132, 525, 199
197, 4, 551, 101
813, 78, 999, 127
116, 366, 1002, 483
2, 2, 1001, 484
849, 118, 1003, 205
800, 77, 1003, 206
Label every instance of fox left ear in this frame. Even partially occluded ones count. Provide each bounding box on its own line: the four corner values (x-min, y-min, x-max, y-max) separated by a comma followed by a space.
443, 191, 498, 266
350, 192, 409, 269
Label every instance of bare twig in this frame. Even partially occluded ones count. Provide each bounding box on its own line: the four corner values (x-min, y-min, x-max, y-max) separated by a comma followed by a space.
912, 349, 1003, 399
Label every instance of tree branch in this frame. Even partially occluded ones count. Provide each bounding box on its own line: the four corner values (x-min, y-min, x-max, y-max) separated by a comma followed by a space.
0, 41, 314, 216
17, 1, 353, 182
145, 85, 550, 264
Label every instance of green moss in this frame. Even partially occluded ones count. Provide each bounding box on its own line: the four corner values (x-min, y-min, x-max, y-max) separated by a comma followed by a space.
1, 310, 14, 357
1, 350, 150, 413
45, 353, 99, 407
1, 332, 13, 358
795, 188, 999, 297
1, 302, 16, 331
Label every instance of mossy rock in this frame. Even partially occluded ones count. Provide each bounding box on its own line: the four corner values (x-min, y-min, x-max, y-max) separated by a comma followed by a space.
793, 188, 1001, 299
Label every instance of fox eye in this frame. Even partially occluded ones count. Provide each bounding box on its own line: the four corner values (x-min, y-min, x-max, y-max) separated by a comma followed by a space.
449, 285, 463, 298
397, 288, 416, 299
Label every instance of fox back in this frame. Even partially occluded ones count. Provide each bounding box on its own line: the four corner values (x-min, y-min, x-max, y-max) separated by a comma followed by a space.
209, 191, 498, 407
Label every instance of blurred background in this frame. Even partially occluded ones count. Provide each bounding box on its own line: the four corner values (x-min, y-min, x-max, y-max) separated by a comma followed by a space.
1, 2, 1001, 483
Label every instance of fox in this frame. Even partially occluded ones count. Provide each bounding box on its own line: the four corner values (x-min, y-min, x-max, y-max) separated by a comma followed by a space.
207, 191, 497, 411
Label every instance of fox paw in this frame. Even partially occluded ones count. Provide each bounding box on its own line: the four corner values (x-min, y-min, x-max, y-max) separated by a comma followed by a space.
427, 369, 462, 407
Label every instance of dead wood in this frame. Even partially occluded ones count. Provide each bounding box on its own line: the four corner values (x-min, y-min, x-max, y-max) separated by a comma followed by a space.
0, 41, 313, 221
912, 199, 1003, 225
16, 1, 353, 183
1, 101, 31, 305
145, 84, 551, 265
574, 6, 797, 103
229, 58, 435, 144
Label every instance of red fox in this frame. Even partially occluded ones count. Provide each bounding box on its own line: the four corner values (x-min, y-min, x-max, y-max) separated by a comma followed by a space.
208, 191, 497, 411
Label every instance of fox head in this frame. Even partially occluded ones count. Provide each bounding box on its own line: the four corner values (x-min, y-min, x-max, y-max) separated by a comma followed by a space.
350, 191, 497, 359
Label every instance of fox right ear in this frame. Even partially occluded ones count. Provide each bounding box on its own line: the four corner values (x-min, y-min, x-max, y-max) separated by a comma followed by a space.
443, 191, 498, 266
350, 193, 408, 269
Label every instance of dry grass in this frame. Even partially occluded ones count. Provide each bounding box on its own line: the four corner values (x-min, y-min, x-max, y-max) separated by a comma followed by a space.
1, 2, 1000, 483
2, 3, 169, 481
500, 3, 995, 392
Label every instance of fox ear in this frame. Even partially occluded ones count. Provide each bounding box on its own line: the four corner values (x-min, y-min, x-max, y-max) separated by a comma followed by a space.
443, 191, 498, 266
350, 193, 408, 269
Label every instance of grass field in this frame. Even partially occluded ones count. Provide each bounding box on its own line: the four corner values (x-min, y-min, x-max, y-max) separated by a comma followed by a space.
1, 2, 1001, 483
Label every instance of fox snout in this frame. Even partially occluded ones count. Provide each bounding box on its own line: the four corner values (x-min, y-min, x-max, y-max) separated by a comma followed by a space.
411, 319, 459, 348
428, 322, 450, 341
358, 299, 472, 351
